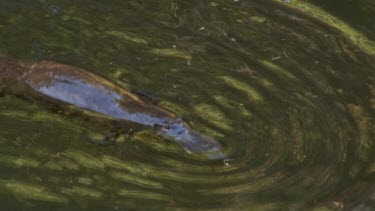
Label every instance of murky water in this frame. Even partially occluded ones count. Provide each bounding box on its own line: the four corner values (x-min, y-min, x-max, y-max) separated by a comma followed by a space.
0, 0, 374, 210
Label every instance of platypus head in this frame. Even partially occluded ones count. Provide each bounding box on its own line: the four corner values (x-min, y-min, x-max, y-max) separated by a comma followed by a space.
154, 119, 227, 160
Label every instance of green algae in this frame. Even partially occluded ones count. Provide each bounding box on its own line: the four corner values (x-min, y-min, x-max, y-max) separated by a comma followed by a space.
102, 155, 132, 170
203, 173, 284, 195
260, 60, 297, 80
249, 16, 267, 23
105, 30, 148, 45
188, 121, 225, 138
0, 0, 374, 210
108, 68, 132, 89
132, 131, 182, 153
194, 104, 232, 131
275, 0, 375, 55
0, 106, 85, 134
288, 119, 306, 164
102, 155, 165, 178
0, 154, 39, 168
102, 156, 151, 176
218, 76, 263, 103
0, 110, 29, 119
347, 104, 373, 162
62, 16, 92, 25
61, 186, 103, 199
63, 150, 104, 171
118, 189, 169, 201
253, 75, 275, 90
26, 146, 50, 157
47, 176, 61, 184
43, 161, 64, 171
109, 171, 163, 189
213, 95, 252, 118
158, 101, 187, 115
149, 48, 192, 60
58, 158, 80, 171
77, 177, 93, 185
0, 180, 68, 203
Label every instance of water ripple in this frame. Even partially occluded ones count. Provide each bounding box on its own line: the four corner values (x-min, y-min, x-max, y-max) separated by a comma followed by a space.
0, 0, 374, 210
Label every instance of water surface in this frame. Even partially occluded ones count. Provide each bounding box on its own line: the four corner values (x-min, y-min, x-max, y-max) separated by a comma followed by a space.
0, 0, 374, 210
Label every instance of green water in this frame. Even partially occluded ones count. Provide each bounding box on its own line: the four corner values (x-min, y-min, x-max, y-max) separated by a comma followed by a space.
0, 0, 374, 210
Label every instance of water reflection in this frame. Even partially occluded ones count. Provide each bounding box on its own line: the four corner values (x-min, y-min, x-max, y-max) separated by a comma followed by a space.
0, 0, 374, 210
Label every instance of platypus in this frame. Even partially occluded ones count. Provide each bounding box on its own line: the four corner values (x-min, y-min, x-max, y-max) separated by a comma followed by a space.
0, 56, 225, 159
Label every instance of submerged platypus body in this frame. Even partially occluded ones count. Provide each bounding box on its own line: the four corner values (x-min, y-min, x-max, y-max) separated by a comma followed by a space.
0, 56, 225, 159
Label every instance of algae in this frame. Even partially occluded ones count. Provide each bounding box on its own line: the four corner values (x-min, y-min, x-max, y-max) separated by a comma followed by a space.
105, 30, 148, 45
0, 180, 68, 203
149, 48, 192, 60
218, 76, 263, 103
194, 103, 232, 131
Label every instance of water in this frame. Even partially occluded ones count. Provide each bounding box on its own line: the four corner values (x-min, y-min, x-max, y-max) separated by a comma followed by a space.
0, 0, 374, 210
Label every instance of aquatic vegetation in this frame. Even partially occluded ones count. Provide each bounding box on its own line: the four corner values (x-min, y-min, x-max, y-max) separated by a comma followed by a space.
63, 150, 104, 171
158, 101, 187, 115
0, 180, 68, 203
58, 158, 80, 171
0, 154, 39, 168
194, 103, 232, 131
148, 48, 192, 60
347, 104, 374, 162
101, 155, 133, 171
275, 0, 375, 55
108, 68, 131, 89
61, 16, 92, 25
202, 173, 284, 195
252, 75, 275, 90
61, 186, 103, 199
260, 60, 297, 80
218, 76, 263, 103
213, 95, 252, 118
109, 171, 163, 189
43, 161, 64, 171
105, 30, 148, 45
118, 189, 169, 201
249, 16, 267, 23
77, 177, 93, 186
102, 156, 153, 176
0, 0, 374, 210
188, 121, 225, 138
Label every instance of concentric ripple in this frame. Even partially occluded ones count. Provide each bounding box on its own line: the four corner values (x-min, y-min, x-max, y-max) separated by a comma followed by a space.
0, 0, 374, 210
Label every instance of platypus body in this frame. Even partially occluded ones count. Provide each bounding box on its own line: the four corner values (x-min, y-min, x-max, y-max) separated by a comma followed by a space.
0, 56, 225, 159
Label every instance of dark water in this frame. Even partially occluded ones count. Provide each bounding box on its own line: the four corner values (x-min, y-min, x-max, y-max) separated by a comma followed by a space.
0, 0, 374, 210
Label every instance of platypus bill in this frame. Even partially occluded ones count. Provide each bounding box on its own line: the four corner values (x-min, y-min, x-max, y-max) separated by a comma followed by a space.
0, 56, 226, 160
